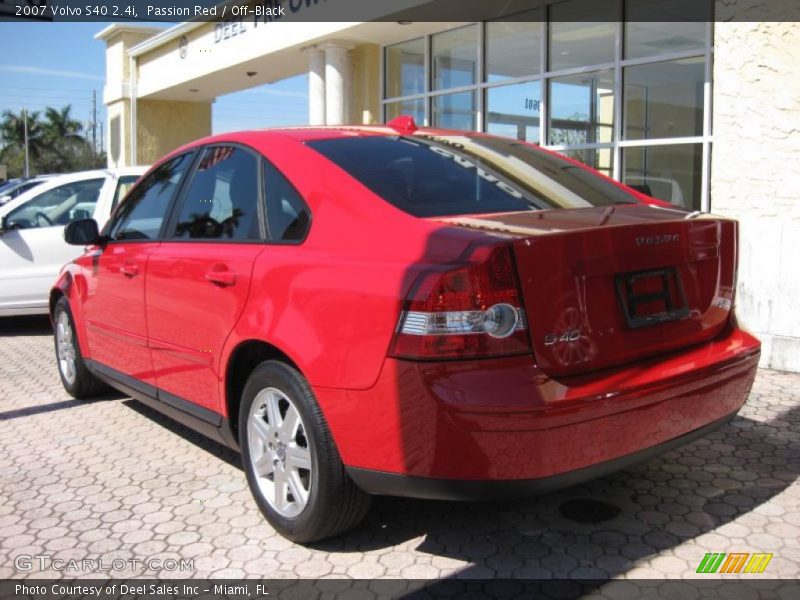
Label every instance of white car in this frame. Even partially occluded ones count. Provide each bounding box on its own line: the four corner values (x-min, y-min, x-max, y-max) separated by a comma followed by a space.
625, 176, 687, 209
0, 167, 146, 316
0, 176, 53, 206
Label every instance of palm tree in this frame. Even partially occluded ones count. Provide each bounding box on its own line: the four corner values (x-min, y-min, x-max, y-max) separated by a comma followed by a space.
0, 109, 45, 159
42, 105, 89, 172
42, 105, 84, 144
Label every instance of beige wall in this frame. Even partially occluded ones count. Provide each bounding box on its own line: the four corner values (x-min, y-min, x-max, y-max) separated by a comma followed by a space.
712, 15, 800, 371
136, 100, 212, 165
350, 43, 381, 125
97, 25, 162, 168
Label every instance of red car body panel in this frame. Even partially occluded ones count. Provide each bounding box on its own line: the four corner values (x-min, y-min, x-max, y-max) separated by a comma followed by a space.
52, 125, 760, 496
82, 242, 159, 386
146, 243, 265, 412
320, 323, 759, 481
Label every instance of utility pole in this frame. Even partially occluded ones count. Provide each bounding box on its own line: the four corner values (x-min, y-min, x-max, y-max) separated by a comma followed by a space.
23, 108, 30, 178
92, 89, 97, 155
99, 120, 104, 155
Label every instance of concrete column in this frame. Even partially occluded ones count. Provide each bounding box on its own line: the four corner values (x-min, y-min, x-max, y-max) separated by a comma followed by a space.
321, 42, 353, 125
95, 24, 164, 168
305, 47, 326, 126
350, 43, 380, 124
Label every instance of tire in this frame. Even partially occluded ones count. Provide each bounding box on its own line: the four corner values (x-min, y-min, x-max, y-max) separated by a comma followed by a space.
239, 360, 371, 543
53, 297, 107, 399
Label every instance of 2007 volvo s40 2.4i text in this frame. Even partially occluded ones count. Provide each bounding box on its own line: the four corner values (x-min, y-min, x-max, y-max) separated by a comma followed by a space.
51, 118, 760, 542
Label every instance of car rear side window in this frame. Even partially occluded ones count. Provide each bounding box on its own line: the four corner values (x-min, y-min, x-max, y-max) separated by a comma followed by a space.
263, 161, 310, 242
110, 153, 193, 241
307, 135, 637, 217
172, 146, 261, 241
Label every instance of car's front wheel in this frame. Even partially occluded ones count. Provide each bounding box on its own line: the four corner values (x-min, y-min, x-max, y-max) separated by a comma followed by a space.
53, 297, 107, 398
239, 361, 371, 543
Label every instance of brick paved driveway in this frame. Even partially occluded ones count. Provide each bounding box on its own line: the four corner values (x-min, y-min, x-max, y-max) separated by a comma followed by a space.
1, 316, 798, 581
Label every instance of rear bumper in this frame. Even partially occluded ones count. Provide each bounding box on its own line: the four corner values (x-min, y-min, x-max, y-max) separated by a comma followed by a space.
317, 322, 760, 494
346, 410, 736, 501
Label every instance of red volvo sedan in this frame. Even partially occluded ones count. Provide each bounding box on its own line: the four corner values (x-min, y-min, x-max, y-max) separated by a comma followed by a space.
51, 118, 760, 542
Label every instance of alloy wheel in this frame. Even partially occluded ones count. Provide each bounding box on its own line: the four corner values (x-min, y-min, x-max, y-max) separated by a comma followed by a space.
247, 387, 313, 518
56, 310, 77, 385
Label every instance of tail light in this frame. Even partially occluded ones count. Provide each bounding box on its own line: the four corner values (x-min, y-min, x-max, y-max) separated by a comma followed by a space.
390, 243, 532, 360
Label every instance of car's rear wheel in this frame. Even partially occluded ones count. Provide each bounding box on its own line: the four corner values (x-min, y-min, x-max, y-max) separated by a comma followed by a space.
53, 297, 107, 398
239, 360, 371, 543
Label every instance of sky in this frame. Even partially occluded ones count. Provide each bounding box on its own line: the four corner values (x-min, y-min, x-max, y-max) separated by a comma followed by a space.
0, 22, 308, 150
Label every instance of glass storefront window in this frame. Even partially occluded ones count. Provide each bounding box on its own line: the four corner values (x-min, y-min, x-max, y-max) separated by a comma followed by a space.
385, 38, 425, 98
625, 0, 709, 59
623, 143, 703, 211
549, 0, 619, 71
385, 98, 425, 125
432, 24, 479, 91
486, 81, 541, 143
549, 70, 615, 146
624, 57, 704, 140
432, 91, 476, 131
486, 12, 542, 82
382, 6, 712, 211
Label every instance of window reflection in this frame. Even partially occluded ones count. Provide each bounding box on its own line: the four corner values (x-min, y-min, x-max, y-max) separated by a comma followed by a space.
432, 92, 476, 131
549, 0, 618, 71
549, 70, 615, 146
624, 58, 705, 140
623, 143, 703, 211
486, 82, 541, 143
486, 12, 542, 82
385, 38, 425, 98
625, 0, 709, 59
385, 98, 425, 125
432, 25, 478, 91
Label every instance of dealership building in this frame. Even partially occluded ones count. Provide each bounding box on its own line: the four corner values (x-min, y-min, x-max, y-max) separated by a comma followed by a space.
96, 0, 799, 371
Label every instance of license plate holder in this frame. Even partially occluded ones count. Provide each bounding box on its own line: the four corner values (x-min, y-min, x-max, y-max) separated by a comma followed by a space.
615, 267, 689, 329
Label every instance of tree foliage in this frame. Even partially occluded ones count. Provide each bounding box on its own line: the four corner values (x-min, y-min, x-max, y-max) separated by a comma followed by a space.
0, 105, 105, 178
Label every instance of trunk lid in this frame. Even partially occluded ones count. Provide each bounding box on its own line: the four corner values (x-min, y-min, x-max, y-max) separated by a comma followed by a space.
437, 205, 738, 377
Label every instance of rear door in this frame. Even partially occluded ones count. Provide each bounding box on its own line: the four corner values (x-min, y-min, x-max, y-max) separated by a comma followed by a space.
82, 154, 194, 382
146, 145, 265, 415
0, 177, 107, 312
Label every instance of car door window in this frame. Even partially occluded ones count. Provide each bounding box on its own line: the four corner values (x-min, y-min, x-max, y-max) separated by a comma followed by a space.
110, 175, 143, 211
263, 161, 311, 242
109, 154, 192, 241
4, 179, 105, 230
172, 146, 261, 241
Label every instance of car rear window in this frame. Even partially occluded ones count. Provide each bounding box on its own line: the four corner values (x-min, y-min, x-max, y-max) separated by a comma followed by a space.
306, 134, 637, 218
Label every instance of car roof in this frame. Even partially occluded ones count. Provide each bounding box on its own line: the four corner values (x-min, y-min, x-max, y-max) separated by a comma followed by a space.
166, 125, 468, 157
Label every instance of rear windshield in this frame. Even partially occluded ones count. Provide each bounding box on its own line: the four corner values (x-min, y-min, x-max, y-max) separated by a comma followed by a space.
306, 134, 637, 218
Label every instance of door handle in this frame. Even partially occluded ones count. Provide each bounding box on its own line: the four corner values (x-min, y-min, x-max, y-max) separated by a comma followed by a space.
205, 264, 236, 286
120, 261, 139, 278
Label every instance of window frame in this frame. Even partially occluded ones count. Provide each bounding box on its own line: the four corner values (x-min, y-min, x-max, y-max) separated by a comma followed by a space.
104, 150, 198, 244
161, 143, 268, 244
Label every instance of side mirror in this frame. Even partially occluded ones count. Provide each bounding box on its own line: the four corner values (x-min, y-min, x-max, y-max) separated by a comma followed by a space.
64, 218, 101, 245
